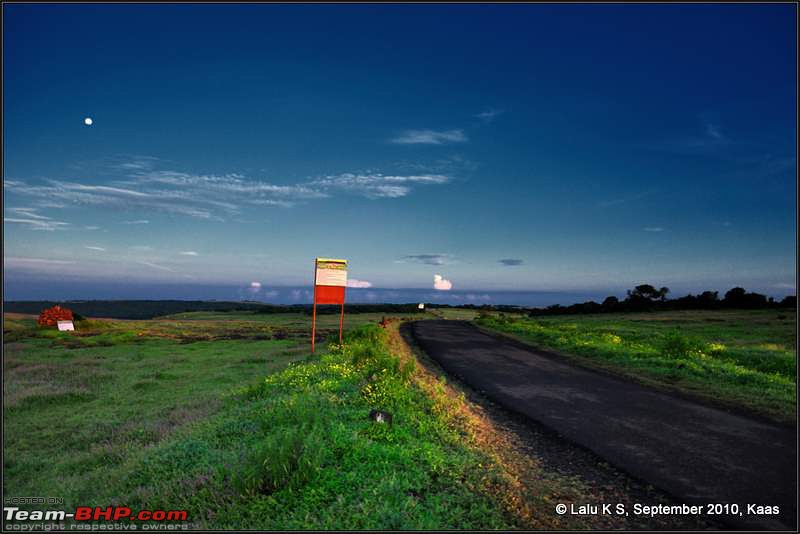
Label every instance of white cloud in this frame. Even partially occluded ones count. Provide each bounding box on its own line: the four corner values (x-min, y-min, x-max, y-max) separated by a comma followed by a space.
3, 217, 70, 231
433, 274, 453, 291
390, 129, 467, 145
474, 109, 504, 122
179, 251, 199, 256
84, 225, 101, 230
643, 227, 664, 232
85, 246, 106, 251
6, 160, 455, 223
312, 173, 450, 199
346, 279, 372, 288
6, 207, 51, 220
4, 179, 221, 220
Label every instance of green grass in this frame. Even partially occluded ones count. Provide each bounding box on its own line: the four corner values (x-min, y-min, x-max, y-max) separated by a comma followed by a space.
3, 313, 519, 529
116, 326, 514, 529
475, 309, 797, 423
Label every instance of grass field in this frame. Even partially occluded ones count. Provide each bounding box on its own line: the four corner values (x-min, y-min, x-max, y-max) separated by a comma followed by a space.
3, 311, 585, 529
5, 307, 793, 529
476, 309, 797, 423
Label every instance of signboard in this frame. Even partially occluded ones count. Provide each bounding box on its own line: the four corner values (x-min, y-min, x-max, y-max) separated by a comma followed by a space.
314, 258, 347, 305
57, 320, 75, 331
311, 258, 348, 352
315, 259, 347, 287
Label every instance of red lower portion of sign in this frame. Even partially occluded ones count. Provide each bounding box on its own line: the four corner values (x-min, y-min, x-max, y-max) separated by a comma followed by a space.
314, 284, 345, 304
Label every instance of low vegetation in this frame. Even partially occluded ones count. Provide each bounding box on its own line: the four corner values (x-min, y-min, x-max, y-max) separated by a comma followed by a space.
119, 325, 525, 529
476, 309, 797, 423
5, 305, 793, 528
4, 312, 579, 529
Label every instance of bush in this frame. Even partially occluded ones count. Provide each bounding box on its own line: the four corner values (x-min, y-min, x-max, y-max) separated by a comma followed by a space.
660, 331, 706, 359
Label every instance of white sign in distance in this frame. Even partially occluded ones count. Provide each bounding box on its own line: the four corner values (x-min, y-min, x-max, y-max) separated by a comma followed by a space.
418, 303, 425, 310
315, 259, 348, 287
57, 320, 75, 331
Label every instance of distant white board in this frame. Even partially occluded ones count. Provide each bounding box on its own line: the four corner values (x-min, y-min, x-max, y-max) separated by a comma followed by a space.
418, 303, 425, 310
57, 320, 75, 331
315, 258, 348, 287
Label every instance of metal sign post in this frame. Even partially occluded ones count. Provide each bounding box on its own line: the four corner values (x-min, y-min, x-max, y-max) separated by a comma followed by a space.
311, 258, 348, 353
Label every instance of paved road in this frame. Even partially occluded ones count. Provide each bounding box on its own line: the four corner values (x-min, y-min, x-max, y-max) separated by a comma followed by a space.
409, 320, 797, 530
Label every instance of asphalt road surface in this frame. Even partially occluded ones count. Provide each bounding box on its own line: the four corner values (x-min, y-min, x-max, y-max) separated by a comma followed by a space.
409, 320, 797, 530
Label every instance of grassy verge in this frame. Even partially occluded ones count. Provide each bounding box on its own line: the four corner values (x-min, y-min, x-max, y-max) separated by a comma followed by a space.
475, 310, 796, 424
106, 324, 526, 529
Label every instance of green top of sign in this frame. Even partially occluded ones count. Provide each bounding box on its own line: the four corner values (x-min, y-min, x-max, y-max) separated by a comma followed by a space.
316, 257, 347, 267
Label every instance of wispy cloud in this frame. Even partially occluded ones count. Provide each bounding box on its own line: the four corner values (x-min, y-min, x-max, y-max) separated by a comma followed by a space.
312, 173, 450, 198
4, 217, 70, 231
6, 158, 455, 222
136, 260, 176, 272
705, 122, 723, 140
5, 179, 220, 220
85, 246, 106, 251
346, 278, 372, 288
643, 226, 664, 232
129, 170, 325, 205
84, 225, 101, 230
115, 155, 160, 171
474, 109, 504, 122
649, 121, 732, 155
398, 254, 454, 266
6, 207, 51, 220
598, 191, 654, 208
772, 283, 795, 290
393, 154, 477, 174
433, 274, 453, 291
498, 258, 523, 266
4, 207, 71, 231
4, 257, 77, 266
390, 129, 467, 145
179, 251, 199, 256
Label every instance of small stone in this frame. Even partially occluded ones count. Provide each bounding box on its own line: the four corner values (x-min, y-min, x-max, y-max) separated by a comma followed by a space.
368, 409, 393, 426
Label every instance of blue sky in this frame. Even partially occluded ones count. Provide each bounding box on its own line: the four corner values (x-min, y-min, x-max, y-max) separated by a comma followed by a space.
3, 4, 797, 302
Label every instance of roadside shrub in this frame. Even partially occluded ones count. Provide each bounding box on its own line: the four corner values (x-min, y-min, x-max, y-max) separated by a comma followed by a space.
601, 333, 623, 345
660, 331, 706, 359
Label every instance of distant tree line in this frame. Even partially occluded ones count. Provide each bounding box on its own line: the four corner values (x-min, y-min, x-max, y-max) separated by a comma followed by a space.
3, 286, 795, 320
2, 300, 428, 320
519, 285, 796, 317
2, 300, 285, 320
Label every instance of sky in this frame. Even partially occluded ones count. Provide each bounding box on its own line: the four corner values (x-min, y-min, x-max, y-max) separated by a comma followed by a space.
3, 4, 797, 304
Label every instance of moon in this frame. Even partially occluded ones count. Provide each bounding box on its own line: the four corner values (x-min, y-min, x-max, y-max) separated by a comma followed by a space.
84, 117, 93, 126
